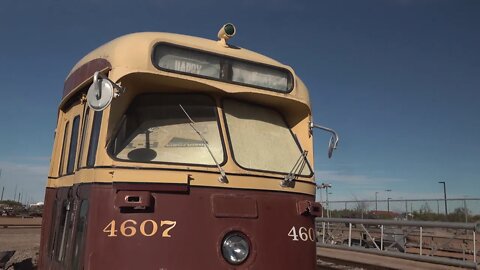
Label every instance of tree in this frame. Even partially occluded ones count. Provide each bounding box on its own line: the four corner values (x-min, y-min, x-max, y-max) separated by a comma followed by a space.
419, 202, 432, 214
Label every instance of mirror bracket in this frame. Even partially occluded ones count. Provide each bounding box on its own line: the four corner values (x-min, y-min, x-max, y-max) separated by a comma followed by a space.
94, 71, 126, 97
86, 71, 126, 111
309, 122, 339, 158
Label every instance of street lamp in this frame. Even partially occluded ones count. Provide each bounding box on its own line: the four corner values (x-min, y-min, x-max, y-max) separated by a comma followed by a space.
438, 181, 447, 216
385, 189, 391, 212
316, 183, 332, 218
324, 184, 332, 218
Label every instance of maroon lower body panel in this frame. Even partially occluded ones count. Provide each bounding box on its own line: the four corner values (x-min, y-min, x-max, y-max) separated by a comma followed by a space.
40, 184, 317, 270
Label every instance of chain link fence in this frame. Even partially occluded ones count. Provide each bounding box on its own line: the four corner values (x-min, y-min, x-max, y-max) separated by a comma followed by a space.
323, 198, 480, 222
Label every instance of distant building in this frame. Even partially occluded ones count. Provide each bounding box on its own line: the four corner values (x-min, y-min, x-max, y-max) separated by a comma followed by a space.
29, 202, 44, 207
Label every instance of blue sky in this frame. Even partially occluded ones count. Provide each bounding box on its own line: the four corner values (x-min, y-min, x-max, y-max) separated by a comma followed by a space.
0, 0, 478, 207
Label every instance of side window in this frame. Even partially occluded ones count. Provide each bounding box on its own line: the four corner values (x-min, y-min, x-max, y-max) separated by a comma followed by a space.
87, 111, 103, 167
72, 200, 89, 270
58, 122, 70, 176
77, 108, 90, 169
67, 116, 81, 174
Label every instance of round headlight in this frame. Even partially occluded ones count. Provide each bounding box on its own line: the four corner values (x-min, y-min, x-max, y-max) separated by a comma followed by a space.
221, 232, 250, 265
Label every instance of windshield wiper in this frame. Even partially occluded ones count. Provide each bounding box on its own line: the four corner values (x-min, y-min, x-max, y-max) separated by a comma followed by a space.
281, 134, 311, 187
179, 104, 228, 183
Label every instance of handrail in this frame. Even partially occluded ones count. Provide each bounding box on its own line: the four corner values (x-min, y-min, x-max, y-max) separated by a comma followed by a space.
316, 217, 479, 269
316, 217, 480, 230
317, 244, 478, 269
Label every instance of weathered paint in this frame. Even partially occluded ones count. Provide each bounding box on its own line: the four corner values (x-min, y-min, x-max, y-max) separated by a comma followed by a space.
40, 184, 318, 270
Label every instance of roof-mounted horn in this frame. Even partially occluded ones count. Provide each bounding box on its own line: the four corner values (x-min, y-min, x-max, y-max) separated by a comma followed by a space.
217, 23, 236, 47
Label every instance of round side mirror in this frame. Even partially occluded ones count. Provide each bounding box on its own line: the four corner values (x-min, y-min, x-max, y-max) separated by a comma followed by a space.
86, 78, 114, 111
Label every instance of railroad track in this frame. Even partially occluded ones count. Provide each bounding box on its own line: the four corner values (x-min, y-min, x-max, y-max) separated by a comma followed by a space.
317, 256, 368, 270
0, 224, 41, 229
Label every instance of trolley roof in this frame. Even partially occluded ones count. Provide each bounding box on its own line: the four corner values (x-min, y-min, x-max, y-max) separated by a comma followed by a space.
63, 32, 311, 109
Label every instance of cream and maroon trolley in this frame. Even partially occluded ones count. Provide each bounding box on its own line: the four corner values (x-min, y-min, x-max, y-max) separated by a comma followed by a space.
39, 24, 338, 269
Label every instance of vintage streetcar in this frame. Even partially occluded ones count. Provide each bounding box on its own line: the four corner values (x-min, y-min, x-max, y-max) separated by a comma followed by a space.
39, 24, 338, 269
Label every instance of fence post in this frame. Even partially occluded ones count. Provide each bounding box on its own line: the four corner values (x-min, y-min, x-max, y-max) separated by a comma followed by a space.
473, 229, 476, 263
348, 223, 352, 247
405, 200, 408, 220
420, 227, 423, 256
380, 225, 384, 250
322, 222, 326, 244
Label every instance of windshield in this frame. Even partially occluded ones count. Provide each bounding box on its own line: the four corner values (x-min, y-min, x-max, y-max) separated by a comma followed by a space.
110, 94, 224, 165
223, 99, 312, 175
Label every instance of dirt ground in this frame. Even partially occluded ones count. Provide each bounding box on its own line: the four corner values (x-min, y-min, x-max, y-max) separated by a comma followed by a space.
0, 217, 41, 252
0, 218, 41, 269
0, 228, 40, 252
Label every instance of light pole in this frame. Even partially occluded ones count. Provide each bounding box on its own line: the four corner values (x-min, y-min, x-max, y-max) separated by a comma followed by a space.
0, 169, 3, 201
438, 181, 447, 216
385, 189, 391, 212
375, 192, 379, 212
317, 183, 332, 218
325, 184, 332, 218
317, 183, 332, 217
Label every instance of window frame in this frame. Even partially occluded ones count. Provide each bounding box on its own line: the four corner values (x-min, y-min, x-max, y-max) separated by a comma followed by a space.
66, 115, 81, 174
221, 98, 313, 177
152, 42, 294, 93
107, 93, 228, 168
52, 199, 71, 262
77, 107, 90, 169
58, 121, 70, 176
71, 199, 89, 270
87, 110, 103, 168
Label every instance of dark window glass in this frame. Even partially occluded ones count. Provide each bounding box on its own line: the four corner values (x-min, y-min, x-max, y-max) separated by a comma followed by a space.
72, 200, 89, 270
77, 108, 90, 168
87, 111, 103, 167
58, 122, 70, 176
67, 116, 80, 174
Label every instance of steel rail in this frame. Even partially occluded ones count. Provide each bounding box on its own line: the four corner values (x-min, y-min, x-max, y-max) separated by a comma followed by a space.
317, 243, 478, 269
0, 224, 41, 229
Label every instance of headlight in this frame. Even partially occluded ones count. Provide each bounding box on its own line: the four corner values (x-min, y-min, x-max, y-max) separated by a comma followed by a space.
221, 232, 250, 265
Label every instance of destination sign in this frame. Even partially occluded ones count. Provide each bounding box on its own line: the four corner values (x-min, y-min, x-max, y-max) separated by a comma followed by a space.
153, 43, 293, 92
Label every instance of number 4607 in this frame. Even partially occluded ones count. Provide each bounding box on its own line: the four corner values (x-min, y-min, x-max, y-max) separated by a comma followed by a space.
103, 219, 177, 238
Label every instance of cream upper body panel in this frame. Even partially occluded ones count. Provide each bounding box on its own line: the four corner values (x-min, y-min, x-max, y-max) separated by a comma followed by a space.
63, 32, 310, 109
51, 32, 316, 195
